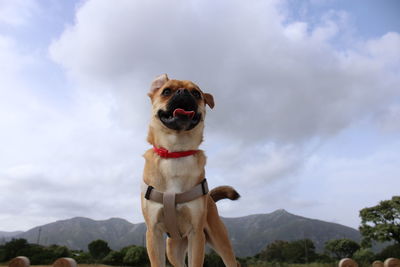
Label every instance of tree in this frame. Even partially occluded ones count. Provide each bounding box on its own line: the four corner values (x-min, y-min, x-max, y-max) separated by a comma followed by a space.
0, 246, 5, 262
120, 245, 136, 258
283, 239, 317, 263
260, 239, 316, 263
103, 250, 124, 266
352, 248, 375, 264
325, 238, 360, 259
14, 243, 70, 265
1, 240, 72, 265
19, 244, 47, 264
3, 239, 29, 260
123, 246, 148, 266
204, 251, 225, 267
29, 246, 54, 265
71, 251, 92, 264
50, 245, 70, 258
88, 240, 111, 260
359, 196, 400, 247
259, 240, 289, 262
375, 243, 400, 260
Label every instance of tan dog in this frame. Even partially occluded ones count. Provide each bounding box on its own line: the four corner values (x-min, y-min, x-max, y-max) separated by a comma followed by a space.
141, 74, 240, 267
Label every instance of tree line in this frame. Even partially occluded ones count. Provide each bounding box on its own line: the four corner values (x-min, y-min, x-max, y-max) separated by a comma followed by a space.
1, 237, 398, 267
248, 195, 400, 266
248, 238, 400, 266
0, 195, 399, 266
0, 238, 149, 266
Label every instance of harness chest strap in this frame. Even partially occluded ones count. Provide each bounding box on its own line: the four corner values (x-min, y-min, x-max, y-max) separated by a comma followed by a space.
163, 192, 180, 239
142, 179, 209, 239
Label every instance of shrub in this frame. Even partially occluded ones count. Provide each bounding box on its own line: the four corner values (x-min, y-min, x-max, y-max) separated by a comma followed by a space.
260, 239, 317, 263
71, 251, 93, 264
375, 243, 400, 260
3, 239, 29, 260
123, 246, 148, 266
325, 238, 360, 259
103, 250, 124, 265
204, 251, 224, 267
88, 239, 111, 260
353, 248, 375, 265
0, 247, 5, 262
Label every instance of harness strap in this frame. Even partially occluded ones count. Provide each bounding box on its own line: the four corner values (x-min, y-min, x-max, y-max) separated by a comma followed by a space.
142, 179, 209, 239
142, 179, 209, 204
163, 192, 180, 239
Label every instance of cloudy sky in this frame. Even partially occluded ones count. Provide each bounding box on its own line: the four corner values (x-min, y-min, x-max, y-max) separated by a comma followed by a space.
1, 0, 399, 232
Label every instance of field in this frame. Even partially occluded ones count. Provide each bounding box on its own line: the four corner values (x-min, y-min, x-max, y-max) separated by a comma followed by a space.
247, 264, 336, 267
0, 266, 110, 267
1, 264, 338, 267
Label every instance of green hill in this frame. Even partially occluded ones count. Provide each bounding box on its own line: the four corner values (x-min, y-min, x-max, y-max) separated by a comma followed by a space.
4, 209, 360, 257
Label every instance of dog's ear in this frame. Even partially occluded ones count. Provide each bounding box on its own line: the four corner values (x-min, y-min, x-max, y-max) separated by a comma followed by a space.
149, 74, 169, 97
204, 93, 215, 109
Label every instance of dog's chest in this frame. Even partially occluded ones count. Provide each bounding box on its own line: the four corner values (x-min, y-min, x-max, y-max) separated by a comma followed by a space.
159, 156, 201, 192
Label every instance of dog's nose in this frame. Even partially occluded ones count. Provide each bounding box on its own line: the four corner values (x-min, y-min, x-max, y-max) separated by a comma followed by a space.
176, 88, 189, 95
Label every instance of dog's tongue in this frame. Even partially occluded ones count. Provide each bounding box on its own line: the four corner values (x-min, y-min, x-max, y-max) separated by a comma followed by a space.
173, 108, 195, 119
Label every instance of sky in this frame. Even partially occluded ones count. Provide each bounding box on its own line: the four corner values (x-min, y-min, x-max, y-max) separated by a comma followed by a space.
0, 0, 399, 232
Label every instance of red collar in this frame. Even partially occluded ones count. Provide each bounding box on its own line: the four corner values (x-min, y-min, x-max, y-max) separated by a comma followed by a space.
153, 146, 198, 158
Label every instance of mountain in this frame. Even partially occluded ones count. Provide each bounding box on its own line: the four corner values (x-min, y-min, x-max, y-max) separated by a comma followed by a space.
0, 231, 23, 237
7, 210, 360, 257
0, 231, 23, 245
15, 217, 146, 250
222, 209, 360, 257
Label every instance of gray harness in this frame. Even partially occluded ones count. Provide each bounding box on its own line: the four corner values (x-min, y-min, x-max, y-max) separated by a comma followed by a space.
142, 179, 209, 239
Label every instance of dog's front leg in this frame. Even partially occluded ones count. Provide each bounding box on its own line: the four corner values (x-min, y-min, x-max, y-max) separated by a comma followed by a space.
146, 228, 166, 267
187, 229, 205, 267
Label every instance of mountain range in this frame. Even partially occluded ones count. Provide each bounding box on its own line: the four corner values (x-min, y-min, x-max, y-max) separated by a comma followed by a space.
0, 231, 23, 238
0, 209, 360, 257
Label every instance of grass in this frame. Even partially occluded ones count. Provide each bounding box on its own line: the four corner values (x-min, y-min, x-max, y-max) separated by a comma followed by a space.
0, 265, 113, 267
1, 263, 340, 267
248, 263, 337, 267
4, 266, 289, 267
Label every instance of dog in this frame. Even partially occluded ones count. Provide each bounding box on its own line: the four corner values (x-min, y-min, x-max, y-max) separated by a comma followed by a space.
141, 74, 240, 267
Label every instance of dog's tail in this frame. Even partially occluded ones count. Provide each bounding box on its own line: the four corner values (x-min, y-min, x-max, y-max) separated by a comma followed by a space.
210, 186, 240, 202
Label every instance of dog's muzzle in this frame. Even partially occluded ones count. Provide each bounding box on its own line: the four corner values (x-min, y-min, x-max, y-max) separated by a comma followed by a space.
158, 89, 202, 131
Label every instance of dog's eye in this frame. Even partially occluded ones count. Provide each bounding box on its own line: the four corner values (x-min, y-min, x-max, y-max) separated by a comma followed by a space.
191, 90, 201, 99
162, 88, 171, 96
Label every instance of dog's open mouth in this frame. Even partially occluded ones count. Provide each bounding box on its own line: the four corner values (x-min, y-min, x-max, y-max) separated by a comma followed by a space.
173, 108, 195, 119
158, 108, 201, 131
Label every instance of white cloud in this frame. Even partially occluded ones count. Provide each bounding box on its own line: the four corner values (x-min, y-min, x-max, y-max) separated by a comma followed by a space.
376, 104, 400, 132
47, 0, 399, 226
204, 142, 308, 217
49, 0, 400, 144
0, 0, 38, 26
1, 0, 400, 231
0, 32, 146, 230
296, 141, 400, 227
0, 80, 149, 227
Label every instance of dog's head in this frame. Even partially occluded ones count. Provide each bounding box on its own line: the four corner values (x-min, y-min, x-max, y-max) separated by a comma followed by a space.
148, 74, 214, 133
